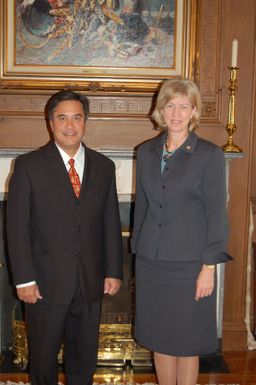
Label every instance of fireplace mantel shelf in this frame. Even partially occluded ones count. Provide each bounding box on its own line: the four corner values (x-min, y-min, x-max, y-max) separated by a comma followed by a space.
0, 148, 244, 158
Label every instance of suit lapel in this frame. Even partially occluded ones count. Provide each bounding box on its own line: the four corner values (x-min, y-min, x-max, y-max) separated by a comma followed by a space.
148, 132, 166, 182
79, 144, 89, 198
151, 132, 165, 161
79, 145, 103, 200
43, 142, 76, 198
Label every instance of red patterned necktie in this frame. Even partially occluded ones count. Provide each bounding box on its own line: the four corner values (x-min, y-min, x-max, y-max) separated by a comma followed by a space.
68, 158, 81, 198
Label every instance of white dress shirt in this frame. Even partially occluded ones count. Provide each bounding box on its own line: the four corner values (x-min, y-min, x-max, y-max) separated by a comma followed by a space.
56, 142, 85, 183
16, 142, 85, 288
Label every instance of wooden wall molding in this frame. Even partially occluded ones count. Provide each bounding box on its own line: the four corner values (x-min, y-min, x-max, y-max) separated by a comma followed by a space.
0, 94, 46, 114
222, 321, 248, 351
0, 93, 152, 116
201, 101, 217, 119
197, 0, 221, 123
251, 197, 256, 213
0, 92, 218, 120
89, 96, 152, 115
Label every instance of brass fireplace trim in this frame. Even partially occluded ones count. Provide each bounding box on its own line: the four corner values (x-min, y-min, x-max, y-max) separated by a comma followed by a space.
11, 316, 152, 368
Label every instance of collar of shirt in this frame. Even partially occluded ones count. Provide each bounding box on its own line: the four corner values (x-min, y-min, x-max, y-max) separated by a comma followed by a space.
55, 142, 85, 182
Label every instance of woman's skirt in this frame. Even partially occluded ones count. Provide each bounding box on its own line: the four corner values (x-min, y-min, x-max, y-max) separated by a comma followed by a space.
135, 255, 218, 356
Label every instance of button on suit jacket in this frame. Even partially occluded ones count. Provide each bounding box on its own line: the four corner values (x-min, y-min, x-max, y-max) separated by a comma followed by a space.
131, 132, 230, 265
7, 142, 123, 304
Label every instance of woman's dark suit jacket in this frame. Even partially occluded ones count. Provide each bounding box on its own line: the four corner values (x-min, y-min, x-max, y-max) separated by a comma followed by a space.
131, 132, 230, 265
7, 142, 123, 304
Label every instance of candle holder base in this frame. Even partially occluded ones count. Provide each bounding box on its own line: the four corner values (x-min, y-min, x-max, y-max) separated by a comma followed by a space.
223, 141, 243, 153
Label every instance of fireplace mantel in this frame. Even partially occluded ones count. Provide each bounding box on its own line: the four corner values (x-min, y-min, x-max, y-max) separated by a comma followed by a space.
0, 148, 137, 202
0, 147, 243, 201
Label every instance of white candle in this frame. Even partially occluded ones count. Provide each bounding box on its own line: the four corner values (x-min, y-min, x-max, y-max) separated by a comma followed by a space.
231, 39, 238, 67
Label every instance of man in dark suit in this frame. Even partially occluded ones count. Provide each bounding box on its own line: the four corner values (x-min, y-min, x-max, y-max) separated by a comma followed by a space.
7, 91, 123, 385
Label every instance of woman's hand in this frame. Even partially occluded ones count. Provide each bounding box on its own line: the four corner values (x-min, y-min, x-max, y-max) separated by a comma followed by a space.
195, 265, 215, 301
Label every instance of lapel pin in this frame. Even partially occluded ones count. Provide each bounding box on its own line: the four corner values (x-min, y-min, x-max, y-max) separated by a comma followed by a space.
186, 145, 191, 150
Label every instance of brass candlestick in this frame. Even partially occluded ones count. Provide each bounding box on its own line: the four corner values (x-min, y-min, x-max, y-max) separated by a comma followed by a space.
223, 67, 243, 153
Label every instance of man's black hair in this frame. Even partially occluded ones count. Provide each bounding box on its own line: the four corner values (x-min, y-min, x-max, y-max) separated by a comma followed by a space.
46, 90, 90, 121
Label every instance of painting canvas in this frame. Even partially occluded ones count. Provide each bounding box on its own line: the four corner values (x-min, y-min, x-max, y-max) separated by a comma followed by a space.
1, 0, 196, 91
16, 0, 175, 67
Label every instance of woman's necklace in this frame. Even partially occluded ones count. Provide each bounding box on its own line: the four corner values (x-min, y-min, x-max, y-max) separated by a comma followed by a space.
164, 136, 176, 155
164, 133, 190, 154
163, 137, 177, 161
163, 133, 189, 161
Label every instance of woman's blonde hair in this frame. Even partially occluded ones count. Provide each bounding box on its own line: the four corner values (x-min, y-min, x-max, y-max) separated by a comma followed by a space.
152, 79, 202, 131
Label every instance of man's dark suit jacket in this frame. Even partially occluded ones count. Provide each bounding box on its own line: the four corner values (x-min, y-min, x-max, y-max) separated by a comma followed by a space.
131, 132, 231, 265
7, 142, 123, 304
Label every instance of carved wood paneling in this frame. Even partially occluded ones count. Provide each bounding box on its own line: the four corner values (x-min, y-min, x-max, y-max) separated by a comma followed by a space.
198, 0, 221, 122
88, 97, 152, 115
0, 93, 153, 116
0, 95, 46, 113
0, 93, 222, 123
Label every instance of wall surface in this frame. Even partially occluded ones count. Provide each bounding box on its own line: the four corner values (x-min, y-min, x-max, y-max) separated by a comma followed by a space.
217, 0, 256, 351
0, 0, 256, 351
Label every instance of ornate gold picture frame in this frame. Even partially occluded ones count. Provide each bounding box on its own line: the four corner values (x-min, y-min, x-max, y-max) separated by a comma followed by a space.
0, 0, 198, 93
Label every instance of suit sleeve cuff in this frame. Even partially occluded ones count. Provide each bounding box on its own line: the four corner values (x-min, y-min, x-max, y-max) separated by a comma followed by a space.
203, 252, 233, 265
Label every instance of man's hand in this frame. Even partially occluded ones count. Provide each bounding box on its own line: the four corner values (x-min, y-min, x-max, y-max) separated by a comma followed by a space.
104, 278, 121, 296
17, 284, 43, 303
195, 265, 215, 301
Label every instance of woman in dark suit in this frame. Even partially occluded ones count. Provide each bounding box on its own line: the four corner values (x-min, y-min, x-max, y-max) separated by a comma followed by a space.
132, 79, 231, 385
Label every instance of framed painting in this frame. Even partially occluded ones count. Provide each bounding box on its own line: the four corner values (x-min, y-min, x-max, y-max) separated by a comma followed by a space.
0, 0, 198, 93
